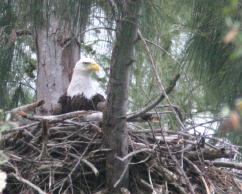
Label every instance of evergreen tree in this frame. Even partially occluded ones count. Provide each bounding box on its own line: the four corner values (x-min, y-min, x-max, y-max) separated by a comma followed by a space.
0, 0, 16, 109
186, 0, 242, 109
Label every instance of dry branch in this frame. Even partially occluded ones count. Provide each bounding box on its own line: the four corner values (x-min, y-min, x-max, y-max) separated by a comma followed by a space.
127, 74, 180, 120
186, 148, 234, 161
137, 29, 185, 130
184, 157, 211, 194
1, 103, 242, 193
208, 161, 242, 170
10, 170, 46, 194
39, 120, 49, 160
16, 110, 93, 122
10, 100, 45, 114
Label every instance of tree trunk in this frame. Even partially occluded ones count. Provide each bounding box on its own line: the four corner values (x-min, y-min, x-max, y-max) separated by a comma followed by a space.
103, 0, 141, 191
35, 3, 90, 114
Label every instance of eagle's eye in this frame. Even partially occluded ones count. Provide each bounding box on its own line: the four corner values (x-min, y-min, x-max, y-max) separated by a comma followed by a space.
83, 62, 90, 65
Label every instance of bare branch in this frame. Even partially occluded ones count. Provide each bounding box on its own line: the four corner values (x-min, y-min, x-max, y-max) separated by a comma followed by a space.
116, 148, 154, 162
127, 74, 180, 120
11, 172, 47, 194
186, 148, 234, 161
10, 100, 45, 114
16, 110, 93, 122
184, 157, 211, 194
137, 29, 185, 130
39, 120, 49, 160
207, 161, 242, 170
81, 159, 99, 176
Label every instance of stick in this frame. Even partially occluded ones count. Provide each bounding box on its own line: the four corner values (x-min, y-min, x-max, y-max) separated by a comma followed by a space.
1, 122, 39, 135
39, 120, 49, 160
113, 158, 131, 188
207, 161, 242, 170
184, 157, 211, 194
16, 110, 93, 122
186, 148, 234, 161
81, 159, 99, 176
137, 29, 185, 130
10, 100, 45, 114
116, 148, 154, 162
127, 74, 180, 120
11, 172, 47, 194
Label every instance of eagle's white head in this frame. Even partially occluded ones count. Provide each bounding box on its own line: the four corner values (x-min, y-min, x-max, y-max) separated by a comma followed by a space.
73, 58, 100, 73
67, 58, 100, 98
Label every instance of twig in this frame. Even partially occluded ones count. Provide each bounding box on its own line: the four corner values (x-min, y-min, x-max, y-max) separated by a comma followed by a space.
186, 148, 234, 161
147, 167, 154, 192
184, 157, 211, 194
156, 104, 183, 121
63, 27, 115, 49
39, 120, 49, 160
137, 29, 185, 130
233, 178, 242, 193
144, 38, 181, 66
184, 119, 221, 132
139, 179, 153, 191
138, 28, 190, 177
156, 121, 195, 194
11, 172, 46, 194
69, 153, 99, 176
69, 133, 97, 177
116, 148, 154, 162
113, 158, 131, 188
81, 159, 99, 176
127, 74, 180, 120
1, 122, 39, 135
16, 110, 93, 122
153, 164, 178, 182
10, 100, 45, 114
170, 183, 188, 194
207, 161, 242, 170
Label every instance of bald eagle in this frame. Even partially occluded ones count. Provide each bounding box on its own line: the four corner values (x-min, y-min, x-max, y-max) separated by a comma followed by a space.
57, 58, 105, 114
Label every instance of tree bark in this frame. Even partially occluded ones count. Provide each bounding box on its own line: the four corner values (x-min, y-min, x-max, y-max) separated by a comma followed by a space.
34, 2, 91, 114
103, 0, 141, 191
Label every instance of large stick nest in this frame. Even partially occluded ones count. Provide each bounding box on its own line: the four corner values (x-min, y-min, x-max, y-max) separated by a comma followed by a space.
1, 105, 242, 193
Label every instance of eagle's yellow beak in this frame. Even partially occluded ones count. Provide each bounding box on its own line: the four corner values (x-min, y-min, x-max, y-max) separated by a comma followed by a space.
86, 62, 100, 71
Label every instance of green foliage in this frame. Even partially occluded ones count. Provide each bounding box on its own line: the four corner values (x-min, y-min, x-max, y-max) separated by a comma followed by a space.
0, 37, 36, 110
0, 1, 36, 110
128, 0, 198, 128
0, 0, 223, 131
186, 0, 242, 108
0, 0, 16, 109
17, 0, 92, 28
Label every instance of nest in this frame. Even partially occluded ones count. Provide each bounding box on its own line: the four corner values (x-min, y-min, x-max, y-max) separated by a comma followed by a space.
1, 102, 242, 193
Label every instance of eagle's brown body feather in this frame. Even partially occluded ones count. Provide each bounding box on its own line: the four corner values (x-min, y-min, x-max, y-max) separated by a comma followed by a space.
54, 58, 105, 114
58, 93, 105, 114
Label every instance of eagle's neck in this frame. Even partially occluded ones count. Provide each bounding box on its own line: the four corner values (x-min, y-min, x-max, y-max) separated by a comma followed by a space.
67, 70, 95, 99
